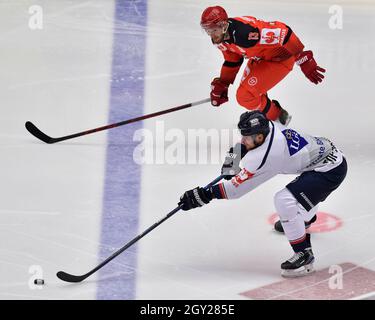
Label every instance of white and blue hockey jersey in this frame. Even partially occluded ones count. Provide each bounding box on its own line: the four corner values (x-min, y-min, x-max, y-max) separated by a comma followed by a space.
219, 122, 344, 199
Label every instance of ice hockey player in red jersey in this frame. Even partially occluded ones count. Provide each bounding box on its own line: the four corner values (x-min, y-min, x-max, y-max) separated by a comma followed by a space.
201, 6, 326, 125
178, 111, 347, 277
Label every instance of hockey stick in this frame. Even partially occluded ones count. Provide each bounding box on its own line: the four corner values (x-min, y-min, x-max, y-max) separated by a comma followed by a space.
56, 174, 224, 283
25, 98, 210, 144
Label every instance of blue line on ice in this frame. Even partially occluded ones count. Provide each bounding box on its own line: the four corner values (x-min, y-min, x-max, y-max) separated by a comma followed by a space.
97, 0, 147, 300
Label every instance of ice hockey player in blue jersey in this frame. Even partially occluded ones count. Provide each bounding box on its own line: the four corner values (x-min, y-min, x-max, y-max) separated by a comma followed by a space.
178, 111, 347, 277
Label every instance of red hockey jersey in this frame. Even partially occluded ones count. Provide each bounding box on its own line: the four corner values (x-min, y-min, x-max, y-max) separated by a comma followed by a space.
217, 16, 305, 83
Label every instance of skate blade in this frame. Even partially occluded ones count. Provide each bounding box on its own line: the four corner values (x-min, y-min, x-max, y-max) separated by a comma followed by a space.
281, 263, 315, 278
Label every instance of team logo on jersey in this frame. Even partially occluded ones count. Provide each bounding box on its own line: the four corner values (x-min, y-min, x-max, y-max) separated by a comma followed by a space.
282, 129, 308, 156
260, 28, 281, 44
231, 168, 254, 187
248, 76, 258, 86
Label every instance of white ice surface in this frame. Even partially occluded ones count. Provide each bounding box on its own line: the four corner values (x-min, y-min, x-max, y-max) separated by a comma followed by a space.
0, 0, 114, 299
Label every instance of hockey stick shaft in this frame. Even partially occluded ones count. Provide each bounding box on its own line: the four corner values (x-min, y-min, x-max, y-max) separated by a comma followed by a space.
56, 174, 224, 283
25, 98, 210, 144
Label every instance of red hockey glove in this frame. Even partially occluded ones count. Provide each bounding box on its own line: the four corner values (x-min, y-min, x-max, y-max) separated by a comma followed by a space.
210, 77, 229, 107
295, 51, 326, 85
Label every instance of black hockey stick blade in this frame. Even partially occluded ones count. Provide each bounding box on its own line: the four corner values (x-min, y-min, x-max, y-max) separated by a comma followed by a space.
25, 121, 57, 144
56, 271, 87, 283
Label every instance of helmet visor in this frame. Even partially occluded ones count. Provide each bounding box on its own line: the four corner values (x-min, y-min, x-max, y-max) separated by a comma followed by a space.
201, 24, 224, 36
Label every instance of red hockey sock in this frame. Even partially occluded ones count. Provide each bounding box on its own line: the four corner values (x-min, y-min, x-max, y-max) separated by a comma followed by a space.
260, 95, 281, 121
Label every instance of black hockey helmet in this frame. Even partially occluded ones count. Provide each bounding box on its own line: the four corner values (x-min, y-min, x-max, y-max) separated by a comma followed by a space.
238, 111, 270, 137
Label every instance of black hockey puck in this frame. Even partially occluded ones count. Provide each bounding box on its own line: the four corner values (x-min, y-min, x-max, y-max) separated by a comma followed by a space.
34, 279, 45, 285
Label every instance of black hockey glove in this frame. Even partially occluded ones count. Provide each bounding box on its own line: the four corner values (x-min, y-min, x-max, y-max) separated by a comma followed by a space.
221, 143, 247, 180
178, 187, 213, 211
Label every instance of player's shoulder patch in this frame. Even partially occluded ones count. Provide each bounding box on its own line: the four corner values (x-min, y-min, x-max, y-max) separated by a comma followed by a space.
282, 129, 308, 156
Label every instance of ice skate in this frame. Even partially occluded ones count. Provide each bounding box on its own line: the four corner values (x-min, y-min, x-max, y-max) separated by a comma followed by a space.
281, 248, 315, 278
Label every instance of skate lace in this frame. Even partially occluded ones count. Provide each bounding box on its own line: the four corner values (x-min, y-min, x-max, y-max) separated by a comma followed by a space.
288, 252, 304, 263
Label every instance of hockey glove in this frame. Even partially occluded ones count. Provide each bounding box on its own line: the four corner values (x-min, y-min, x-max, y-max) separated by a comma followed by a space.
295, 50, 326, 85
221, 143, 248, 180
210, 77, 229, 107
178, 187, 213, 211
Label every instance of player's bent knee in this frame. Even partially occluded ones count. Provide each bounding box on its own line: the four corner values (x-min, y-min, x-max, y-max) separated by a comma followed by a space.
236, 86, 261, 110
274, 188, 299, 220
